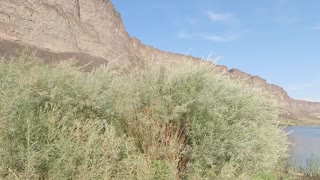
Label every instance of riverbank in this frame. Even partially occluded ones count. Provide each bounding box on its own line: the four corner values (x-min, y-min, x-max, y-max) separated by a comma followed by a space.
282, 126, 320, 179
279, 119, 320, 126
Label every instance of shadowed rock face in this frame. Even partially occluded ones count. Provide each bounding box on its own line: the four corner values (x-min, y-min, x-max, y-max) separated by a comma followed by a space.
0, 39, 108, 71
0, 0, 319, 122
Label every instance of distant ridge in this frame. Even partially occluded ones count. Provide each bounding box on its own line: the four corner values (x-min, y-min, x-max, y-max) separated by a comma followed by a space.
0, 0, 319, 123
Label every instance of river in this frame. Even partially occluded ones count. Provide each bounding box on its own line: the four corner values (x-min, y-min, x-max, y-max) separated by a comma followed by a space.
286, 126, 320, 167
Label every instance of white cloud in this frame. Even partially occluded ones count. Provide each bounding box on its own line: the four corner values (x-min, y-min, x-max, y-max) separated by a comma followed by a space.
177, 32, 239, 42
207, 11, 233, 23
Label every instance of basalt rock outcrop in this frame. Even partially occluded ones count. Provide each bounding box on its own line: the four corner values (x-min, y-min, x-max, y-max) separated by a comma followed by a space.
0, 0, 319, 123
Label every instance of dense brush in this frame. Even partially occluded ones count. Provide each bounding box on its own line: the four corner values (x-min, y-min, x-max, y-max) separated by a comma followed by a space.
0, 54, 288, 179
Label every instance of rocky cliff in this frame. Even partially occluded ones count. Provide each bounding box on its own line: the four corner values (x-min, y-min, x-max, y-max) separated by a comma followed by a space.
228, 68, 320, 122
0, 0, 319, 123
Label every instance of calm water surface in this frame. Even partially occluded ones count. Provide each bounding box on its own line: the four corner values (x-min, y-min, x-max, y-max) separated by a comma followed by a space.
285, 126, 320, 166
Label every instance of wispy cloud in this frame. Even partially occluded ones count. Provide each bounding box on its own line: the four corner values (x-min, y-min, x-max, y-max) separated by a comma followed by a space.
312, 25, 320, 31
285, 83, 320, 102
177, 32, 239, 42
178, 10, 239, 42
285, 83, 316, 91
296, 96, 320, 102
207, 11, 234, 23
186, 17, 198, 25
274, 0, 289, 11
199, 34, 239, 42
177, 32, 193, 39
273, 16, 298, 24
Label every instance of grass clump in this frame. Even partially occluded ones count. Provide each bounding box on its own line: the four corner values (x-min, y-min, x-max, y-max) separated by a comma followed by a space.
0, 54, 288, 179
284, 154, 320, 179
304, 155, 320, 177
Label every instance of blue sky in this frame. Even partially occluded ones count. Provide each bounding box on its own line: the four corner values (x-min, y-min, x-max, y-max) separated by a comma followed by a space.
111, 0, 320, 102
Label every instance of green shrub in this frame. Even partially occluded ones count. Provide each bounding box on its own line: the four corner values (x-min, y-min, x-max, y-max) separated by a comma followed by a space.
0, 55, 150, 179
0, 54, 288, 179
286, 154, 320, 178
110, 61, 288, 179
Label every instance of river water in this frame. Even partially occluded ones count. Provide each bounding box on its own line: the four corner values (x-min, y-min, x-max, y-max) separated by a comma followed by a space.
285, 126, 320, 166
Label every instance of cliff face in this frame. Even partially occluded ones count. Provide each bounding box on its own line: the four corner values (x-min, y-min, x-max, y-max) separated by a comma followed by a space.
228, 68, 320, 122
0, 0, 319, 122
0, 0, 140, 66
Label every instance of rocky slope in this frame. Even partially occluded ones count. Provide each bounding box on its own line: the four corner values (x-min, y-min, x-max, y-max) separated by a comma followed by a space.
0, 0, 319, 123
